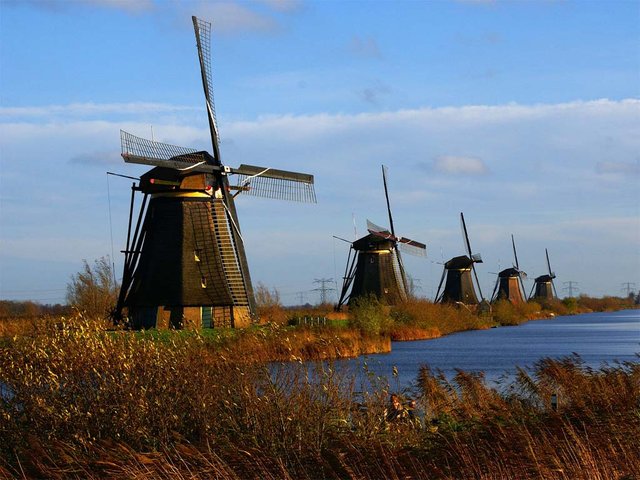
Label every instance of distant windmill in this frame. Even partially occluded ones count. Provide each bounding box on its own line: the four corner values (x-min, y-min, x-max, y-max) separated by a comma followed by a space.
529, 249, 557, 301
434, 213, 484, 305
113, 17, 316, 329
336, 166, 426, 308
490, 234, 527, 304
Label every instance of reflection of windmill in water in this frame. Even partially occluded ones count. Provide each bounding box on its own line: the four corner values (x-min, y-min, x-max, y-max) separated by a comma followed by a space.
336, 166, 426, 308
114, 17, 316, 329
490, 234, 527, 304
434, 213, 484, 305
529, 249, 557, 301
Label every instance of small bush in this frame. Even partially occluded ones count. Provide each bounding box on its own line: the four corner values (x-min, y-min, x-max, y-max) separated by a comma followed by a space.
563, 296, 578, 312
349, 295, 392, 336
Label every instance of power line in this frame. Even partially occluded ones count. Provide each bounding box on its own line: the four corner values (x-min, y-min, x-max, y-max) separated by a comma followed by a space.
621, 282, 636, 296
562, 281, 579, 297
312, 278, 335, 305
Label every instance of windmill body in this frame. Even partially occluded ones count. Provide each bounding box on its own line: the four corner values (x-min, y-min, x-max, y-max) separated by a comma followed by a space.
435, 213, 483, 305
529, 249, 557, 301
439, 255, 480, 304
346, 234, 408, 306
532, 274, 555, 299
337, 167, 426, 308
490, 235, 527, 304
114, 18, 315, 329
492, 268, 526, 304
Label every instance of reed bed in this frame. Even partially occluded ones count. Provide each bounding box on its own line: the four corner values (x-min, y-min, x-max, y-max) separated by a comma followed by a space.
1, 316, 638, 479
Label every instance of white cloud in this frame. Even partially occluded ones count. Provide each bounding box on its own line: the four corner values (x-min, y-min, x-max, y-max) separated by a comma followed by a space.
7, 0, 154, 14
433, 155, 489, 175
0, 102, 198, 118
2, 97, 638, 298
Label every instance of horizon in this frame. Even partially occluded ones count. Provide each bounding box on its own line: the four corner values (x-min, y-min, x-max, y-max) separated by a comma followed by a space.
1, 0, 639, 306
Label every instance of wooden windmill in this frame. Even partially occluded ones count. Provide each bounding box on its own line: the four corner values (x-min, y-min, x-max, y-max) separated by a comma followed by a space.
529, 249, 557, 301
113, 17, 316, 329
490, 234, 527, 304
336, 166, 426, 308
434, 213, 484, 305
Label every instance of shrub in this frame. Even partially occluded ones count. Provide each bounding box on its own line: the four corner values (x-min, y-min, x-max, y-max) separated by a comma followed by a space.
348, 295, 392, 336
66, 257, 118, 318
563, 296, 578, 312
254, 282, 288, 325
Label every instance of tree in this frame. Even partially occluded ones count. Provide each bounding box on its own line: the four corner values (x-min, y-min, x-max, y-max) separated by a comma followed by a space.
66, 257, 118, 318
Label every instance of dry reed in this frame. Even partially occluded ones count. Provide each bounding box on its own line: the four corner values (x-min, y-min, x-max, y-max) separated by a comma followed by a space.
1, 315, 638, 479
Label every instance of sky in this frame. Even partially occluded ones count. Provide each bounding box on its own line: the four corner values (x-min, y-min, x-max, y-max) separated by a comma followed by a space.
1, 0, 639, 306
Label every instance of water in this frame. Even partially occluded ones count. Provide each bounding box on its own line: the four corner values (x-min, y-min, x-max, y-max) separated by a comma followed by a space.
336, 309, 640, 392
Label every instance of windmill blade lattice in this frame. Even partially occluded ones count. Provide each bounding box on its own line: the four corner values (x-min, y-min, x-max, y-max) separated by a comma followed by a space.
234, 165, 316, 203
398, 238, 427, 257
367, 219, 392, 237
121, 130, 210, 168
546, 248, 556, 278
192, 16, 221, 156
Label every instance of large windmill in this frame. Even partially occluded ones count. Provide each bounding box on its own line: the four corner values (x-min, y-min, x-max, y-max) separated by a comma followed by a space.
113, 17, 316, 329
529, 249, 557, 301
336, 166, 426, 308
490, 234, 527, 304
434, 213, 484, 305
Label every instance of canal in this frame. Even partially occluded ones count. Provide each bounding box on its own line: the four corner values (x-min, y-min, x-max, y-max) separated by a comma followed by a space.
336, 309, 640, 392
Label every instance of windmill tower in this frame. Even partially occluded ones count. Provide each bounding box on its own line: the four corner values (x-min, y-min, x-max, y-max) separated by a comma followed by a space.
490, 235, 527, 304
336, 166, 426, 308
434, 213, 483, 305
114, 17, 316, 329
529, 249, 557, 301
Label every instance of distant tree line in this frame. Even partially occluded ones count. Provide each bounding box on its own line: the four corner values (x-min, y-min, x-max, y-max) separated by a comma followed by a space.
0, 300, 69, 319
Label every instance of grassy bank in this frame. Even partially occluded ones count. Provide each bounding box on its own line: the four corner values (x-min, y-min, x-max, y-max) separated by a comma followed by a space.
1, 317, 638, 479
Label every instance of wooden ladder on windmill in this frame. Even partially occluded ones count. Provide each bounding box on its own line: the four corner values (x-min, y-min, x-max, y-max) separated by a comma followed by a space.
210, 199, 250, 307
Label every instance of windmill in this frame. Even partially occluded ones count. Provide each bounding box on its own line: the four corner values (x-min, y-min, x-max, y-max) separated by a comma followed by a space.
529, 249, 557, 301
490, 234, 527, 304
336, 166, 426, 308
434, 213, 484, 305
113, 17, 316, 329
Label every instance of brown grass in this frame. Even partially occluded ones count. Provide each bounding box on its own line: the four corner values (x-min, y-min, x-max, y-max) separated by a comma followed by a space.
1, 316, 638, 479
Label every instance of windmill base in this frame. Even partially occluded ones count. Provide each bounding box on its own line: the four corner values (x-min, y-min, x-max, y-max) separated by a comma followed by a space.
127, 305, 253, 329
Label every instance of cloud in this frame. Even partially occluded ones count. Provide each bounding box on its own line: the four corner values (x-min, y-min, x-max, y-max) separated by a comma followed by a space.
432, 156, 489, 175
6, 0, 154, 14
596, 160, 640, 176
2, 97, 639, 300
349, 36, 383, 59
0, 102, 198, 118
255, 0, 302, 13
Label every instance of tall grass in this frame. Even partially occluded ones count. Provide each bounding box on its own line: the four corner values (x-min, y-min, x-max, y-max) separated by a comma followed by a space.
1, 317, 638, 479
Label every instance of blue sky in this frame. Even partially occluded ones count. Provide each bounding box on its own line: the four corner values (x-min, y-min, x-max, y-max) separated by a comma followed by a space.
1, 0, 639, 305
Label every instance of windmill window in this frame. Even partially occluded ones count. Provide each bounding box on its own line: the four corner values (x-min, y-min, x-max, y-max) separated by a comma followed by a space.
201, 277, 207, 289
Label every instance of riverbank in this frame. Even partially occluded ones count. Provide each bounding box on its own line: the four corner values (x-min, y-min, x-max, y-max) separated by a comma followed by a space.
0, 295, 636, 362
1, 318, 638, 479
